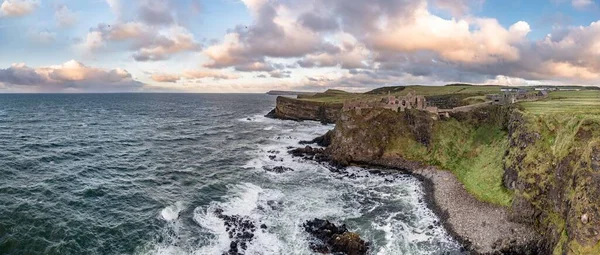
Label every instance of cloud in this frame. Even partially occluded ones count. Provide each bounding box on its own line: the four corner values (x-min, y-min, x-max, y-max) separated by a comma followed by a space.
106, 0, 122, 20
138, 0, 174, 26
132, 26, 200, 61
0, 60, 143, 92
55, 4, 77, 27
572, 0, 594, 9
298, 12, 339, 31
0, 63, 45, 85
0, 0, 38, 17
203, 1, 323, 68
29, 30, 56, 44
269, 70, 291, 78
234, 62, 275, 72
369, 7, 531, 64
150, 73, 179, 82
81, 22, 200, 61
432, 0, 484, 16
150, 69, 241, 82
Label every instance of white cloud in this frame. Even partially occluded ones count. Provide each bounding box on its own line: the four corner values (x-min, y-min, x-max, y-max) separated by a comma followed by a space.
81, 22, 200, 61
149, 69, 241, 82
55, 5, 77, 27
0, 0, 38, 17
572, 0, 594, 9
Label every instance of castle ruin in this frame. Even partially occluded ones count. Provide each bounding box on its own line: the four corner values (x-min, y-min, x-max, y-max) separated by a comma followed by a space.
343, 91, 439, 115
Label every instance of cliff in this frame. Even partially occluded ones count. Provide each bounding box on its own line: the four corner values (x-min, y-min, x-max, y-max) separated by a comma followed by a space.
267, 96, 342, 124
505, 112, 600, 254
323, 106, 600, 254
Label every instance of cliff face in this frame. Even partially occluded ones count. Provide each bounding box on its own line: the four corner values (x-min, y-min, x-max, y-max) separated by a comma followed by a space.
269, 96, 342, 124
505, 112, 600, 254
324, 106, 600, 254
327, 106, 514, 206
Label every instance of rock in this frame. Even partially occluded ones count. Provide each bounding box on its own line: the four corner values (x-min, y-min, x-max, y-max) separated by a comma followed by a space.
262, 166, 294, 173
582, 213, 589, 224
299, 131, 333, 147
264, 109, 277, 119
267, 96, 341, 124
213, 208, 256, 255
289, 146, 326, 159
260, 224, 267, 229
303, 218, 369, 255
331, 232, 369, 255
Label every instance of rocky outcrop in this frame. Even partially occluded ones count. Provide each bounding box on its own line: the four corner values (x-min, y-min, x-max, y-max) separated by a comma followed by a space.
303, 218, 369, 255
214, 208, 258, 255
266, 96, 342, 124
262, 166, 294, 173
320, 106, 550, 254
326, 108, 434, 166
505, 112, 600, 254
300, 130, 333, 147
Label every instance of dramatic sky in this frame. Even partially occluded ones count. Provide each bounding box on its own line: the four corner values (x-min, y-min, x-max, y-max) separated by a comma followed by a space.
1, 0, 600, 92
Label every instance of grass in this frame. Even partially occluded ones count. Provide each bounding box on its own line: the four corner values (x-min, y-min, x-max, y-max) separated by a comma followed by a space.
520, 90, 600, 116
298, 85, 503, 104
386, 118, 513, 206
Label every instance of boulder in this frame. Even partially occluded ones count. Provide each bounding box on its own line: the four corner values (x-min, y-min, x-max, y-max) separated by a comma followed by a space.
303, 218, 369, 255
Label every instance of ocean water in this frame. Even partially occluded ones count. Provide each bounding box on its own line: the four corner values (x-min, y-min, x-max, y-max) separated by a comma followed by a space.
0, 94, 462, 255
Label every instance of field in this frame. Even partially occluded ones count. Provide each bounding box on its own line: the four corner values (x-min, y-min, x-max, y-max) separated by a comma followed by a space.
520, 90, 600, 116
297, 85, 503, 104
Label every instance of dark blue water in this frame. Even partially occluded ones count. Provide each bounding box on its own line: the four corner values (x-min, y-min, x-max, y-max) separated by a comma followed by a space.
0, 94, 461, 254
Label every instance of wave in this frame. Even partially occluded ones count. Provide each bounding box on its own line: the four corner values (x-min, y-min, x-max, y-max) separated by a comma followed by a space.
142, 112, 460, 254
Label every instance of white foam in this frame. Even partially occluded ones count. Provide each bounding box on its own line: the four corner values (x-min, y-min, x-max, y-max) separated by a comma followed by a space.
143, 114, 460, 255
161, 201, 185, 222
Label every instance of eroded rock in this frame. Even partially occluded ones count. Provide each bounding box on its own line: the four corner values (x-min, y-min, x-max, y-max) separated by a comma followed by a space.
262, 166, 294, 173
214, 208, 257, 255
303, 218, 369, 255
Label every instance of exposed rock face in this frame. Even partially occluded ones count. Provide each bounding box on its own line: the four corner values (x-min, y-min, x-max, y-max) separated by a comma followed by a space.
505, 112, 600, 254
320, 106, 549, 253
300, 130, 333, 147
326, 108, 434, 166
266, 96, 342, 124
303, 218, 369, 255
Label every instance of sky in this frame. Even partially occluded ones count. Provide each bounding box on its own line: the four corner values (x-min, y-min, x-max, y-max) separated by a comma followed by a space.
1, 0, 600, 93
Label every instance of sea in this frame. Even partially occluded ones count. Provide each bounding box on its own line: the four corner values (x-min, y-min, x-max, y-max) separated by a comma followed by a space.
0, 94, 463, 255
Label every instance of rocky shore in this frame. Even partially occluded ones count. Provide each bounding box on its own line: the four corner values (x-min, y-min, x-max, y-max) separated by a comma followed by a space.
267, 94, 600, 254
290, 139, 547, 254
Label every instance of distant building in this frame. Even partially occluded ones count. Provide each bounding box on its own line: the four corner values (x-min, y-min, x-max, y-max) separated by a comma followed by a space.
559, 88, 581, 91
534, 87, 557, 91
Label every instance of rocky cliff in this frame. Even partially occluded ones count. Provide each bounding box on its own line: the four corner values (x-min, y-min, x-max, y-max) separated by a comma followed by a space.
266, 96, 342, 124
505, 112, 600, 254
323, 106, 600, 254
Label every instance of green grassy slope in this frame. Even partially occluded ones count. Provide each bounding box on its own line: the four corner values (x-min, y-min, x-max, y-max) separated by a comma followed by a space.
384, 109, 514, 206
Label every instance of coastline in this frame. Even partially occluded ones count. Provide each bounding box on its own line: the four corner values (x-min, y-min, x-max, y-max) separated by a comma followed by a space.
349, 160, 544, 254
290, 128, 547, 254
